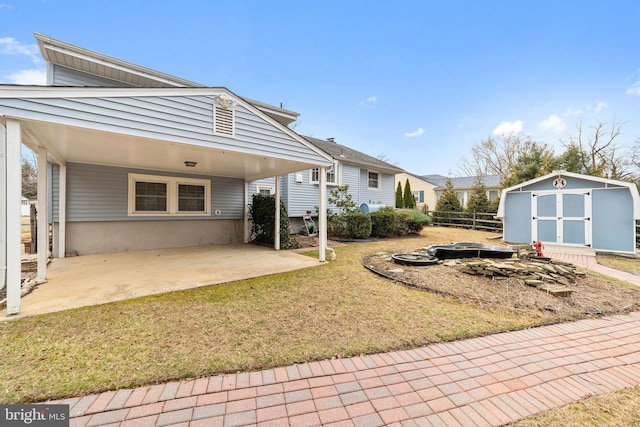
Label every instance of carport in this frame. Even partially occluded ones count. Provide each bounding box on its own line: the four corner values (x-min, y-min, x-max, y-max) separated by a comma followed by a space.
1, 244, 323, 319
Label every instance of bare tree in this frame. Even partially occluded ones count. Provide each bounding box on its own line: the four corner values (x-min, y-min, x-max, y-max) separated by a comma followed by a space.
458, 134, 531, 177
563, 119, 624, 178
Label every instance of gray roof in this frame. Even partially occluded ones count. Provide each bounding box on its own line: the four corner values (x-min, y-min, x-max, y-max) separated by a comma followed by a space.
304, 136, 404, 174
421, 174, 501, 190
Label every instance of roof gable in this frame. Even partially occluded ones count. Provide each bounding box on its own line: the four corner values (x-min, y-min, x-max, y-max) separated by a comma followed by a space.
303, 136, 404, 174
35, 33, 298, 126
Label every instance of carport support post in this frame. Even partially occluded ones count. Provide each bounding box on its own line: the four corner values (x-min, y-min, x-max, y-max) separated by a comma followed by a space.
274, 175, 280, 250
57, 164, 66, 258
318, 166, 327, 262
243, 181, 249, 243
37, 147, 47, 280
5, 120, 22, 315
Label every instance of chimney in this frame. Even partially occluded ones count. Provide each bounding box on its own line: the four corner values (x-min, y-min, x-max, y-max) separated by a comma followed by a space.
327, 137, 335, 143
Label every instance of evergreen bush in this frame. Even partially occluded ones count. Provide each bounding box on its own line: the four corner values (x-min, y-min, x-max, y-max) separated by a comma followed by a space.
249, 194, 299, 249
346, 212, 372, 239
395, 209, 431, 236
370, 206, 396, 238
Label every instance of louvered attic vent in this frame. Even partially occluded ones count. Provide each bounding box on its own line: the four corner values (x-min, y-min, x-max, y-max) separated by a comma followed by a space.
214, 105, 234, 137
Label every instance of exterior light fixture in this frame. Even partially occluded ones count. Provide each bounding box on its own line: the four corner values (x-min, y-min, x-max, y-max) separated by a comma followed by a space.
184, 161, 197, 167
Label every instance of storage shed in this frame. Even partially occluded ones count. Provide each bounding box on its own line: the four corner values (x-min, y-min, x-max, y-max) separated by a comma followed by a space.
497, 171, 640, 254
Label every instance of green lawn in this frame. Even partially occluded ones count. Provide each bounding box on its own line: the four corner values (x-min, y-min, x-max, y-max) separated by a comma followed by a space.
0, 227, 619, 405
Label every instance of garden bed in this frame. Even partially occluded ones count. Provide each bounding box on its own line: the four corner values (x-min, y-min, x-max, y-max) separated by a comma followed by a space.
363, 251, 640, 321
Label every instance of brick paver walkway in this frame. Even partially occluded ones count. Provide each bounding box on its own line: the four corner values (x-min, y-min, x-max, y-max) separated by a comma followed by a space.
52, 312, 640, 427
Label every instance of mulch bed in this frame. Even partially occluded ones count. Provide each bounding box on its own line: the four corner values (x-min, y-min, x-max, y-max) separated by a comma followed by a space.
363, 251, 640, 321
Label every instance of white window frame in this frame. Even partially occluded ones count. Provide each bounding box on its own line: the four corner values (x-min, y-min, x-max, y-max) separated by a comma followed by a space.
128, 173, 211, 216
310, 161, 339, 185
256, 185, 274, 195
367, 170, 380, 190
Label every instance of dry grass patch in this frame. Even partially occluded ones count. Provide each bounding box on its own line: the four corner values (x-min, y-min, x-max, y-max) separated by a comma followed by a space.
597, 253, 640, 276
0, 226, 633, 406
510, 386, 640, 426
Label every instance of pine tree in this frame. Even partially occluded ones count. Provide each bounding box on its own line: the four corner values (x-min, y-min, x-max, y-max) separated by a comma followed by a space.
465, 176, 491, 214
433, 178, 462, 223
395, 181, 404, 208
403, 178, 416, 209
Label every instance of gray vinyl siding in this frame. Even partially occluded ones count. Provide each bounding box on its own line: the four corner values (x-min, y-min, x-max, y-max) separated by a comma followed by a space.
359, 169, 395, 206
56, 162, 243, 221
51, 64, 132, 87
51, 164, 59, 222
0, 96, 329, 165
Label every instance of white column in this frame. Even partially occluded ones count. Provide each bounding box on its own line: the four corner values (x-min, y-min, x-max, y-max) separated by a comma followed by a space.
37, 147, 47, 280
5, 120, 22, 315
0, 123, 6, 291
274, 175, 281, 250
243, 181, 249, 243
318, 166, 327, 262
58, 164, 66, 258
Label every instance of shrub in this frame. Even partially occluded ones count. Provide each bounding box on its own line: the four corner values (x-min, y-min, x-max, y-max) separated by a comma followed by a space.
395, 209, 431, 236
346, 212, 372, 239
249, 194, 299, 249
370, 206, 396, 238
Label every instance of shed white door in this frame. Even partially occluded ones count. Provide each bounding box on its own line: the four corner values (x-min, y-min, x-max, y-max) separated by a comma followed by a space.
532, 191, 592, 247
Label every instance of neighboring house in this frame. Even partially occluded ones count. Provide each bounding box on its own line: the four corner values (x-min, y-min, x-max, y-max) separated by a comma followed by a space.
423, 174, 501, 209
21, 196, 32, 217
394, 172, 438, 211
250, 136, 404, 232
0, 33, 334, 314
497, 171, 640, 254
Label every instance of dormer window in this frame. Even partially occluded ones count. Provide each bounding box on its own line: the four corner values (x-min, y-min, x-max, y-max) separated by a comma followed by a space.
310, 162, 339, 185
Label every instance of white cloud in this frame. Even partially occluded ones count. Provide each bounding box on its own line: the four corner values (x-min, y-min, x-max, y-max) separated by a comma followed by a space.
587, 102, 608, 113
404, 127, 424, 137
564, 107, 583, 116
5, 69, 46, 84
0, 37, 41, 63
538, 114, 567, 133
358, 95, 377, 106
492, 120, 523, 136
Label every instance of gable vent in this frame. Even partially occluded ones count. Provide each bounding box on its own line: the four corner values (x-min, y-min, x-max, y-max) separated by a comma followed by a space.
214, 106, 234, 137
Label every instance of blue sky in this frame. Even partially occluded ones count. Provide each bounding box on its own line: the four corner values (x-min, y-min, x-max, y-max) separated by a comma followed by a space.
2, 0, 640, 176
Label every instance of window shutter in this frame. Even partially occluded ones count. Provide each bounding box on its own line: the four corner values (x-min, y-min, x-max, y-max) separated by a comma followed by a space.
214, 106, 234, 137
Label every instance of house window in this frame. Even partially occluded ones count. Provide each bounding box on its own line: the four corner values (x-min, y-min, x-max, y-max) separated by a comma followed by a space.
368, 171, 379, 189
488, 190, 499, 202
128, 174, 210, 216
310, 162, 339, 185
456, 191, 465, 207
256, 185, 274, 195
412, 190, 424, 203
135, 181, 168, 212
178, 184, 205, 212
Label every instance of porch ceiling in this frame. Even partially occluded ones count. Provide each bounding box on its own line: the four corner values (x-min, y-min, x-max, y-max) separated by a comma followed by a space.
20, 119, 316, 181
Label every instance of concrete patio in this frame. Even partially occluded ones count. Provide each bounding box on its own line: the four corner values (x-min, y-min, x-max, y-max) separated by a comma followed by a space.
3, 244, 324, 319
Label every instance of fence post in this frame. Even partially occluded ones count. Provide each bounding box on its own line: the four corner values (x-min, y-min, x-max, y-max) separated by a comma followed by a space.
472, 210, 477, 230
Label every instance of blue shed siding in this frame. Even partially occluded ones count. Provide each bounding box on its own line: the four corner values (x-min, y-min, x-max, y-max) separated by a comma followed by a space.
0, 96, 328, 165
592, 188, 635, 252
504, 192, 532, 243
57, 163, 243, 222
